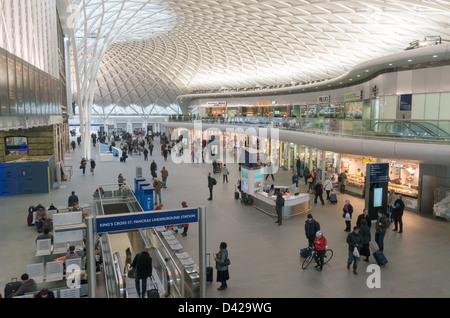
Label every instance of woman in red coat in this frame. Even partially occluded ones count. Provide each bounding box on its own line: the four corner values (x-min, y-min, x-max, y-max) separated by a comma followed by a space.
313, 231, 327, 271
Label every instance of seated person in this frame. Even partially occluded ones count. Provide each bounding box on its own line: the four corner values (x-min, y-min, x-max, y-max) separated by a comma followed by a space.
71, 203, 81, 211
48, 203, 58, 213
284, 188, 292, 196
268, 184, 275, 194
34, 288, 55, 298
36, 228, 54, 245
11, 274, 37, 297
66, 245, 80, 260
34, 206, 47, 233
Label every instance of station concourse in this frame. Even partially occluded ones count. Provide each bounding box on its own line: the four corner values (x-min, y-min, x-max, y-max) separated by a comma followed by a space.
1, 136, 450, 299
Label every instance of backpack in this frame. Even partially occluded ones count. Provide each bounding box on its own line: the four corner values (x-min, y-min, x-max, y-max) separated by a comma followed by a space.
212, 178, 217, 185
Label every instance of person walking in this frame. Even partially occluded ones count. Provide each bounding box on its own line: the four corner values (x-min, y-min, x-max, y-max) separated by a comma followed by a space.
392, 194, 405, 233
292, 172, 299, 188
338, 170, 347, 194
161, 166, 169, 188
207, 172, 216, 200
275, 190, 285, 225
153, 178, 163, 205
314, 180, 325, 205
71, 140, 76, 151
296, 157, 301, 176
80, 157, 87, 174
143, 147, 149, 161
130, 246, 153, 298
150, 160, 157, 179
359, 218, 371, 262
313, 231, 327, 271
375, 210, 389, 252
323, 177, 333, 201
346, 226, 362, 275
222, 164, 229, 183
303, 166, 310, 185
90, 158, 96, 175
149, 142, 154, 156
343, 199, 353, 232
304, 214, 321, 247
213, 242, 230, 290
181, 201, 189, 237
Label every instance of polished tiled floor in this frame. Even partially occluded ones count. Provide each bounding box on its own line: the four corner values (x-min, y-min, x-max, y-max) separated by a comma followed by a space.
1, 136, 450, 298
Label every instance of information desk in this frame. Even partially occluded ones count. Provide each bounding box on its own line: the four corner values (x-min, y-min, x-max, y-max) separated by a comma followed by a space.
253, 190, 310, 219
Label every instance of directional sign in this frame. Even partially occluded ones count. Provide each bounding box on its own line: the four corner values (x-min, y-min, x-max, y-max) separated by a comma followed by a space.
368, 163, 389, 184
96, 208, 199, 233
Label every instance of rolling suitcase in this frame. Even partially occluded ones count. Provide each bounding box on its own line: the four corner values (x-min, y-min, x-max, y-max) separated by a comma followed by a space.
147, 289, 160, 298
4, 278, 21, 298
234, 186, 240, 200
146, 276, 160, 298
371, 243, 388, 266
329, 193, 337, 204
206, 253, 213, 283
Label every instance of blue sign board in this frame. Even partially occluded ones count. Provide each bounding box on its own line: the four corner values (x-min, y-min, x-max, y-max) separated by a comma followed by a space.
369, 163, 389, 184
96, 208, 199, 233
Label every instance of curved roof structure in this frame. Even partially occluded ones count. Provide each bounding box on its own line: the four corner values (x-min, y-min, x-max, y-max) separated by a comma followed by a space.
68, 0, 450, 114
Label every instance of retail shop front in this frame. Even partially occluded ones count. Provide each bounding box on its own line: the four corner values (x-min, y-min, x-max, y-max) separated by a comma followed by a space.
340, 155, 420, 211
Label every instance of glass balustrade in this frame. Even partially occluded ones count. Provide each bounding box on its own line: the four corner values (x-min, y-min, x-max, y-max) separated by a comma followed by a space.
168, 115, 450, 144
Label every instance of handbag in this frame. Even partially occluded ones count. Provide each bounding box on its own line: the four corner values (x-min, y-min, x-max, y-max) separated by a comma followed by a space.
223, 258, 231, 266
128, 253, 140, 278
353, 247, 360, 258
128, 267, 137, 278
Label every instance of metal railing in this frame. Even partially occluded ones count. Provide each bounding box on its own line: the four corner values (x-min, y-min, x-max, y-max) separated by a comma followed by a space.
168, 115, 450, 144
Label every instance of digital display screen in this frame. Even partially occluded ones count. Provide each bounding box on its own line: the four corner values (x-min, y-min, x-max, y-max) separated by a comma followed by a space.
242, 171, 248, 179
373, 187, 383, 208
255, 171, 263, 179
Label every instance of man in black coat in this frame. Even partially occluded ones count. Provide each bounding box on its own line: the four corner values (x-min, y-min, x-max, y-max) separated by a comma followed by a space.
275, 190, 285, 225
131, 247, 153, 298
392, 194, 405, 233
356, 208, 371, 229
150, 160, 157, 178
305, 214, 321, 247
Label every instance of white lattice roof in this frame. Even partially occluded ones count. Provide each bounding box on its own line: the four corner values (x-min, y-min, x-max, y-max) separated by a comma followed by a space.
68, 0, 450, 111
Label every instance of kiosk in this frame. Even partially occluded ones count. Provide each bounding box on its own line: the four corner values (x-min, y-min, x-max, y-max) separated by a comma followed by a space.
253, 187, 310, 219
238, 148, 311, 219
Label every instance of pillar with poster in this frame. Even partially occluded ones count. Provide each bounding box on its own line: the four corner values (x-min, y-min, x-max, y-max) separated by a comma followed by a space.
365, 163, 389, 220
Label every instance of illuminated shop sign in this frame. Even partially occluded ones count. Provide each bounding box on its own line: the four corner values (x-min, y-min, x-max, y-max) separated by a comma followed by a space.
206, 101, 227, 107
257, 101, 277, 106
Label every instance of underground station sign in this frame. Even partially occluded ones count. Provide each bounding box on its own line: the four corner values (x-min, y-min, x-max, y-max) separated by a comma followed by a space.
96, 208, 199, 234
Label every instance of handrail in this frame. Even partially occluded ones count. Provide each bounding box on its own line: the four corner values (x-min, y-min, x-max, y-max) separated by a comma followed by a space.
113, 252, 127, 298
132, 196, 182, 298
166, 116, 450, 144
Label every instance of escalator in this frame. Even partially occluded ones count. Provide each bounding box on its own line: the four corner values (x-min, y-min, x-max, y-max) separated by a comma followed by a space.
92, 182, 200, 298
371, 121, 450, 141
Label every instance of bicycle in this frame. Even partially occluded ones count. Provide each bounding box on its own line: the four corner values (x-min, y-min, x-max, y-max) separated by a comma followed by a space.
301, 247, 333, 270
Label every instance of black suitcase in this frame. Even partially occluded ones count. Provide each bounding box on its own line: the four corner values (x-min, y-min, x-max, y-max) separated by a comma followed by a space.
206, 253, 213, 282
371, 243, 388, 266
147, 289, 160, 298
4, 278, 22, 298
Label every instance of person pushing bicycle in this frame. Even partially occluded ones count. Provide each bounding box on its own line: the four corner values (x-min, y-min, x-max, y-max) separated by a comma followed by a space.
314, 231, 327, 271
